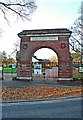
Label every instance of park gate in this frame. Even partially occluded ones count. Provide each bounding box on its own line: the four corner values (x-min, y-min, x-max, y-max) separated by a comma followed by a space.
17, 28, 72, 81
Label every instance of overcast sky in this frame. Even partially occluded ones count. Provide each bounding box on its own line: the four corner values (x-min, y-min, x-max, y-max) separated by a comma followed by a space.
0, 0, 82, 59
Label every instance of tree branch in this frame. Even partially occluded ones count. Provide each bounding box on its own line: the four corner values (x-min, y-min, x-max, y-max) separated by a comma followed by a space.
71, 36, 83, 47
69, 43, 83, 55
0, 0, 37, 21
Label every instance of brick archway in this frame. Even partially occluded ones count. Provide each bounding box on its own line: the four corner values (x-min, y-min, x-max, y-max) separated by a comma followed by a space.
29, 44, 60, 61
17, 28, 72, 81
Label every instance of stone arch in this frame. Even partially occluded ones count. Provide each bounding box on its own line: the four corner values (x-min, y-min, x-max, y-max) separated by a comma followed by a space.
17, 28, 72, 81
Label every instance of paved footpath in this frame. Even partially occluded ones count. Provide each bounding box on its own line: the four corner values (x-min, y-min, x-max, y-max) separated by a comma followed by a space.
1, 78, 82, 88
0, 72, 82, 88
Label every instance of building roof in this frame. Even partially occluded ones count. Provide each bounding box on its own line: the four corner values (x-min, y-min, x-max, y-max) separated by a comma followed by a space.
32, 57, 39, 63
18, 28, 72, 37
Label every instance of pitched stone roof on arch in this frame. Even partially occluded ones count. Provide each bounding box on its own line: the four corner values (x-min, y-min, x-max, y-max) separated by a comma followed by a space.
18, 28, 72, 37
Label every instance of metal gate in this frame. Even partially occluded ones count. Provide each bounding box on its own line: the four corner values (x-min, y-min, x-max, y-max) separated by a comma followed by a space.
32, 62, 58, 81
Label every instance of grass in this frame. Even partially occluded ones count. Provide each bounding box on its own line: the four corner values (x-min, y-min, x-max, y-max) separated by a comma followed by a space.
73, 74, 83, 79
3, 68, 17, 73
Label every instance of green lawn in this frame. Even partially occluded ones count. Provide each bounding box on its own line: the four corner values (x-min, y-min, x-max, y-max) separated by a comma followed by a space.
73, 74, 83, 79
3, 68, 17, 73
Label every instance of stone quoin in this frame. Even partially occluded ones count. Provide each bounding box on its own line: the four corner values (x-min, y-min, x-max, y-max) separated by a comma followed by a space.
17, 28, 72, 81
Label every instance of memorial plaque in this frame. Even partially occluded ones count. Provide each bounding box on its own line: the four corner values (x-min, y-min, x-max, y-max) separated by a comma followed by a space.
30, 36, 58, 41
62, 65, 67, 71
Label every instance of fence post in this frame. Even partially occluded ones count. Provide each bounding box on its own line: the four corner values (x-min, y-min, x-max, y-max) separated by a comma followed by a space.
2, 64, 4, 80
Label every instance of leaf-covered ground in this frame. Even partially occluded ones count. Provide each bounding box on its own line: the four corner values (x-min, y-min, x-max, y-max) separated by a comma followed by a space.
1, 85, 82, 100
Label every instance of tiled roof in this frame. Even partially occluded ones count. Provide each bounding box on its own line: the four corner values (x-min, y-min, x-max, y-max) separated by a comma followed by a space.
18, 28, 72, 36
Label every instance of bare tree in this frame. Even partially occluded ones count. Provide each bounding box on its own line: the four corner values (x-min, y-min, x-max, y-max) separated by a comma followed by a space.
10, 39, 20, 60
0, 0, 37, 61
0, 0, 37, 22
69, 1, 83, 56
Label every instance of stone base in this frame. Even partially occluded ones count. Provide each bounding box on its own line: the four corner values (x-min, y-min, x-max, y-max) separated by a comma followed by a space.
58, 78, 73, 81
16, 76, 32, 81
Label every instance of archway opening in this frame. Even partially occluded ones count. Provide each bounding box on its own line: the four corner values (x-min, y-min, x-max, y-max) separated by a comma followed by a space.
32, 48, 58, 81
